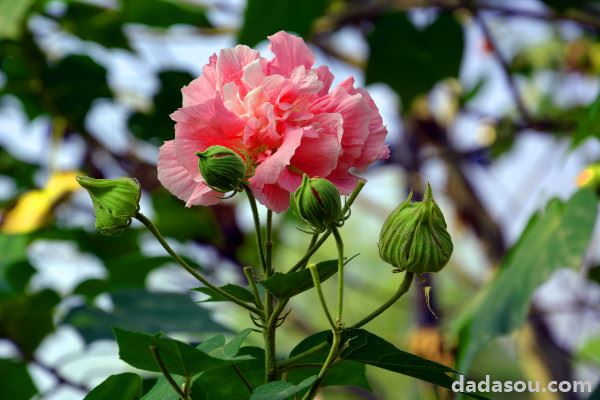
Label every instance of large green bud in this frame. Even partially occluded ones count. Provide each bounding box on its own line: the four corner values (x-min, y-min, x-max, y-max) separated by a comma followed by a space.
76, 176, 141, 236
294, 174, 343, 232
378, 184, 453, 274
196, 145, 247, 193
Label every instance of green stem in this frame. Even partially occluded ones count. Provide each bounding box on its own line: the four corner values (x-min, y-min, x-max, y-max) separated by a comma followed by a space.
300, 331, 341, 400
262, 210, 277, 382
232, 364, 253, 392
243, 266, 262, 308
150, 345, 189, 400
288, 180, 366, 273
135, 212, 261, 315
244, 186, 268, 273
351, 272, 414, 328
331, 227, 344, 324
308, 264, 336, 330
266, 210, 273, 274
278, 273, 414, 371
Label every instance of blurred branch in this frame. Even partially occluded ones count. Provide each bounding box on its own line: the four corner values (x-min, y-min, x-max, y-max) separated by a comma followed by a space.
475, 13, 532, 123
315, 0, 600, 35
32, 358, 89, 393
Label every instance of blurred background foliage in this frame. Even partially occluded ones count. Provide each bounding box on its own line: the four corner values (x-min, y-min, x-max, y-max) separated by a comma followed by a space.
1, 0, 600, 399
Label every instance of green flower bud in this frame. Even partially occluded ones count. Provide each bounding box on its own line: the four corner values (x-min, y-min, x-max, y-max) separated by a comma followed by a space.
196, 146, 247, 193
294, 174, 343, 232
378, 184, 453, 274
76, 176, 141, 236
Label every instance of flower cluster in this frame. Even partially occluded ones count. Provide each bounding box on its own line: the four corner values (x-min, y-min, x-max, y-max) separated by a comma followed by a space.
157, 31, 389, 212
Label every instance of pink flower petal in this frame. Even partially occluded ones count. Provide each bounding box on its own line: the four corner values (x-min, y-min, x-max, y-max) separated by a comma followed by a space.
250, 127, 303, 189
290, 113, 343, 177
267, 31, 314, 77
251, 182, 292, 213
157, 141, 220, 207
217, 45, 260, 94
182, 54, 218, 107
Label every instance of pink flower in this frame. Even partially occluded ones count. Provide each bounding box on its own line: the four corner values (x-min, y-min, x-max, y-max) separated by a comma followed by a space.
157, 31, 389, 212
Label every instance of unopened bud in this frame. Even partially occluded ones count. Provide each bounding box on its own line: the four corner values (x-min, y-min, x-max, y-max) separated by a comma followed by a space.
294, 174, 343, 232
196, 145, 247, 193
76, 176, 141, 236
378, 184, 452, 274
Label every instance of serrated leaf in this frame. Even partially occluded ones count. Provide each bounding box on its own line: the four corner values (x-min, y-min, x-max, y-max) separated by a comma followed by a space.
572, 92, 600, 148
84, 373, 143, 400
121, 0, 211, 28
456, 189, 598, 370
250, 376, 317, 400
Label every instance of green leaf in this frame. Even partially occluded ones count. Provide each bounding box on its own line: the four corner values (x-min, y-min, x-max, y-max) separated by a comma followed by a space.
250, 376, 317, 400
0, 359, 37, 400
0, 290, 60, 358
64, 289, 227, 343
578, 335, 600, 365
114, 328, 250, 376
262, 257, 356, 299
238, 0, 328, 47
456, 188, 598, 370
341, 329, 463, 391
151, 190, 221, 243
191, 347, 265, 400
287, 332, 371, 390
55, 1, 130, 49
589, 265, 600, 285
84, 373, 143, 400
194, 283, 255, 304
590, 383, 600, 400
572, 92, 600, 148
0, 0, 36, 39
0, 234, 34, 297
366, 12, 464, 108
128, 70, 195, 144
121, 0, 211, 28
142, 375, 185, 400
44, 55, 112, 129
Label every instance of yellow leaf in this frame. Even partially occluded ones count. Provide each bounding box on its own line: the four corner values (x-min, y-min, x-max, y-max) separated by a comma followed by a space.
2, 171, 81, 234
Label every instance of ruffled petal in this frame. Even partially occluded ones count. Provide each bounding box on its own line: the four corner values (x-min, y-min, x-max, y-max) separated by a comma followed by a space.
172, 98, 245, 177
250, 182, 292, 212
182, 54, 218, 107
290, 113, 343, 177
217, 45, 260, 94
157, 141, 221, 207
267, 31, 314, 77
250, 127, 303, 189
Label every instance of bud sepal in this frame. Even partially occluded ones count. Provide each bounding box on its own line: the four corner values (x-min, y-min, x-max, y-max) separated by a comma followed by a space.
378, 184, 453, 274
76, 176, 141, 236
196, 146, 250, 195
294, 174, 345, 233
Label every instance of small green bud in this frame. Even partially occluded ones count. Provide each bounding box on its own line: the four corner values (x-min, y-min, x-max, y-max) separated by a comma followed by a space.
196, 145, 247, 193
294, 174, 343, 232
378, 184, 453, 274
76, 176, 141, 236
